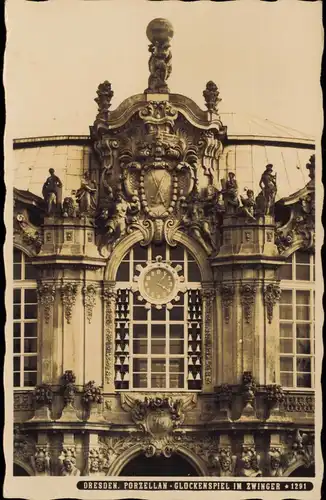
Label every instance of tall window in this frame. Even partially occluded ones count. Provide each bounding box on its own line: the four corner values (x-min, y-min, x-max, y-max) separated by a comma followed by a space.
13, 249, 38, 388
114, 243, 202, 391
279, 251, 315, 389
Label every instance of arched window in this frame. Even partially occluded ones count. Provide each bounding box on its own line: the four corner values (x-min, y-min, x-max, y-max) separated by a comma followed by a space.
13, 249, 38, 388
278, 251, 315, 389
114, 243, 202, 391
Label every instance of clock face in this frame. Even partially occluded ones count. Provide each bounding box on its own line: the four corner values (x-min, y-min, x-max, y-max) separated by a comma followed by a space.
143, 266, 176, 302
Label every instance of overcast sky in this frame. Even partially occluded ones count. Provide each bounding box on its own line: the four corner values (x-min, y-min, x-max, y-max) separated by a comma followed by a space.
5, 0, 323, 139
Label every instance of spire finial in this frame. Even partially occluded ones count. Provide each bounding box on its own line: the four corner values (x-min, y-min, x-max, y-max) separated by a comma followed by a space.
145, 18, 174, 94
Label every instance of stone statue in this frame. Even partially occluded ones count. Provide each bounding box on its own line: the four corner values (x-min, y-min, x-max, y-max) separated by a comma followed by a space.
238, 448, 262, 477
42, 168, 62, 215
76, 172, 97, 215
62, 197, 77, 218
240, 189, 256, 220
256, 164, 277, 215
60, 457, 80, 477
32, 448, 51, 476
145, 18, 174, 93
221, 172, 239, 214
182, 198, 216, 255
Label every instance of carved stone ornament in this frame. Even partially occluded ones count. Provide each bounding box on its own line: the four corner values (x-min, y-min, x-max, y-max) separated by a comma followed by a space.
285, 430, 315, 470
14, 426, 35, 467
240, 371, 257, 418
121, 394, 197, 436
220, 284, 235, 324
32, 446, 51, 476
211, 448, 237, 476
37, 281, 56, 324
203, 81, 221, 113
263, 282, 281, 323
33, 384, 53, 407
240, 283, 257, 323
62, 370, 77, 407
94, 80, 114, 125
60, 282, 78, 324
87, 448, 109, 475
201, 287, 215, 385
83, 380, 104, 405
58, 447, 80, 477
103, 285, 117, 385
14, 392, 33, 411
237, 446, 262, 477
281, 393, 314, 413
215, 384, 232, 421
131, 255, 186, 309
62, 197, 77, 218
145, 18, 173, 94
268, 447, 286, 477
83, 284, 97, 324
15, 212, 43, 254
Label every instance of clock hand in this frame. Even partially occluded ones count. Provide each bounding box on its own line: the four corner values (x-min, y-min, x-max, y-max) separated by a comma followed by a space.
156, 282, 169, 292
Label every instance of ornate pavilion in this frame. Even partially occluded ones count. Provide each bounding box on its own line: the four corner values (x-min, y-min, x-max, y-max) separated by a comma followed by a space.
13, 19, 315, 477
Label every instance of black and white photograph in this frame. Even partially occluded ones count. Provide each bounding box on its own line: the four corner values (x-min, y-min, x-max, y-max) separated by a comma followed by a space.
3, 1, 323, 499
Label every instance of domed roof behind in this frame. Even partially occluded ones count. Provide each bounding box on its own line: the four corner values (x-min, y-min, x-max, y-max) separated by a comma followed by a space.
221, 112, 315, 141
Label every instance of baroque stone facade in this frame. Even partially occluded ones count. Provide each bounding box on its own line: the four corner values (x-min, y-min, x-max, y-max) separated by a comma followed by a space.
12, 18, 315, 478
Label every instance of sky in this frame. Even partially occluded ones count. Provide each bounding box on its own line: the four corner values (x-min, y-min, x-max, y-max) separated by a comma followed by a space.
4, 0, 323, 139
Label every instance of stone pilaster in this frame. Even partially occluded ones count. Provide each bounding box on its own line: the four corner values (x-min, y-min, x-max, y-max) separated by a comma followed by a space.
201, 284, 215, 391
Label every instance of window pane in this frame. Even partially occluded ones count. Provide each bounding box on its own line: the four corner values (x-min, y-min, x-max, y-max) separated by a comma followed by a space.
151, 359, 166, 372
151, 245, 166, 260
24, 305, 37, 320
280, 290, 292, 304
169, 307, 184, 321
151, 339, 166, 354
24, 372, 37, 387
14, 372, 20, 387
297, 324, 310, 338
13, 264, 22, 281
296, 265, 310, 281
296, 306, 310, 321
280, 339, 293, 353
116, 262, 130, 282
13, 289, 21, 304
169, 374, 184, 388
133, 359, 147, 372
170, 324, 184, 338
296, 291, 310, 305
14, 323, 21, 337
296, 252, 310, 264
14, 250, 22, 263
25, 264, 37, 280
152, 307, 166, 321
133, 307, 148, 321
279, 263, 292, 280
280, 323, 293, 338
280, 305, 293, 320
280, 372, 293, 387
188, 262, 201, 282
133, 340, 147, 354
170, 246, 184, 261
13, 357, 20, 371
24, 289, 37, 303
24, 356, 37, 370
151, 325, 166, 338
24, 338, 37, 353
133, 374, 147, 388
14, 305, 21, 320
133, 324, 147, 338
297, 340, 311, 354
297, 373, 312, 388
133, 244, 148, 261
280, 357, 293, 371
297, 358, 311, 372
14, 339, 21, 353
151, 374, 165, 388
24, 323, 37, 337
170, 339, 184, 354
169, 359, 184, 372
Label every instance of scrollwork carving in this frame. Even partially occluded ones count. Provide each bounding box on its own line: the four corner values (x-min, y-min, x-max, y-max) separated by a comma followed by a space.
103, 285, 117, 385
83, 284, 97, 324
220, 284, 235, 324
60, 282, 78, 324
37, 281, 56, 324
202, 287, 215, 385
240, 283, 257, 323
263, 283, 281, 323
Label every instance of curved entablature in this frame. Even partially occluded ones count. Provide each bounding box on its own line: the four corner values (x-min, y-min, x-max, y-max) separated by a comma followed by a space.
104, 228, 213, 282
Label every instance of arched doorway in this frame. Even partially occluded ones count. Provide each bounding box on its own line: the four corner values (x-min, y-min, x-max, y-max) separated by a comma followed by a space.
119, 453, 199, 477
288, 465, 315, 477
13, 464, 31, 476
